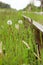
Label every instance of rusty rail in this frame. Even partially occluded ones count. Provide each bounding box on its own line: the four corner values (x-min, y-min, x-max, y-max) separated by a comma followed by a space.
23, 15, 43, 33
23, 15, 43, 49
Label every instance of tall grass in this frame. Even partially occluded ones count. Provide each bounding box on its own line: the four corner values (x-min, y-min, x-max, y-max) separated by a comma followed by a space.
0, 9, 43, 65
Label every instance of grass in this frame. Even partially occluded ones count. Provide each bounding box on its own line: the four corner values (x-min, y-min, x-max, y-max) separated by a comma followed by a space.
40, 49, 43, 65
23, 12, 43, 25
0, 9, 43, 65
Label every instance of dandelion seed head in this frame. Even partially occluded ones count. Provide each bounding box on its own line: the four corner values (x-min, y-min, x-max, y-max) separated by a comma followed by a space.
18, 20, 23, 24
7, 20, 12, 25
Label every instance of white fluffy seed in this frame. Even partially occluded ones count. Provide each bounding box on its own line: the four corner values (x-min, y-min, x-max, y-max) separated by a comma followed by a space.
7, 20, 12, 25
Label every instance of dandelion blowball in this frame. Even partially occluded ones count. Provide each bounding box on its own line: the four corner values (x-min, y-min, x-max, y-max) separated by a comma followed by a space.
7, 20, 12, 25
18, 20, 23, 24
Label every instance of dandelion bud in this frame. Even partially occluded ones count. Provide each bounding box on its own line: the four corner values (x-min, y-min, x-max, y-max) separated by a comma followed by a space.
15, 24, 19, 30
18, 20, 23, 24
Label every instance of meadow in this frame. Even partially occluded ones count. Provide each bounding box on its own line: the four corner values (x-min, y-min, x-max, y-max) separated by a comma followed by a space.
0, 9, 43, 65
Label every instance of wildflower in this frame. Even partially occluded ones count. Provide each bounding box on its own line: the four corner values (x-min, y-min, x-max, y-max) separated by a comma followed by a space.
18, 20, 23, 24
15, 24, 19, 30
0, 41, 2, 54
22, 40, 30, 49
7, 20, 12, 25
